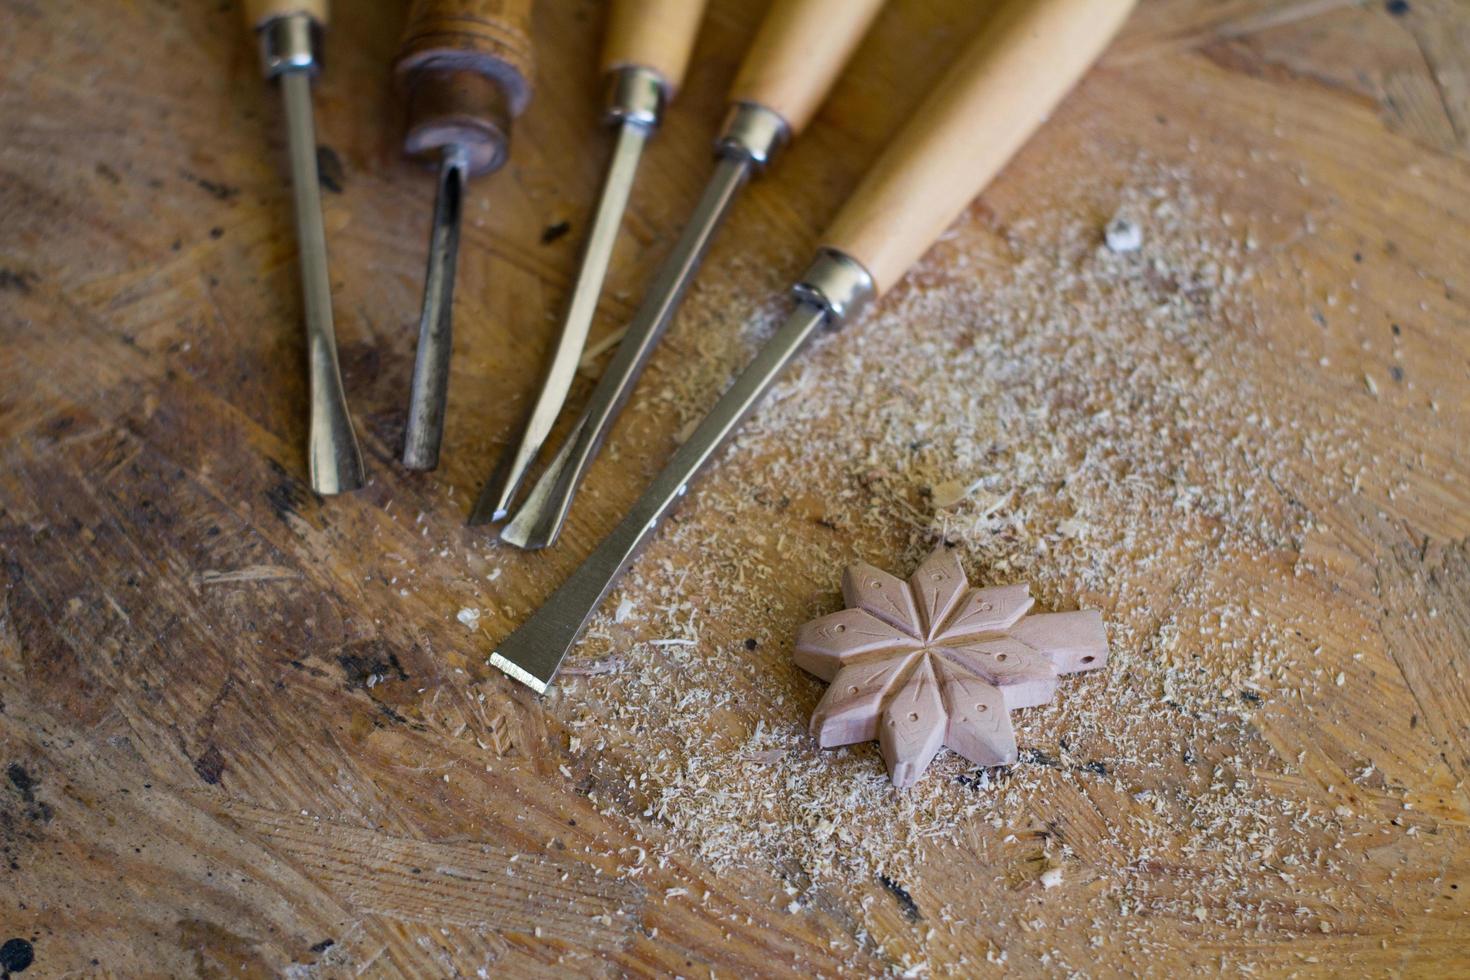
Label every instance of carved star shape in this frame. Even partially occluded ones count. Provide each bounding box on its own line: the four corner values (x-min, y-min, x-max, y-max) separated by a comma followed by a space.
794, 548, 1108, 788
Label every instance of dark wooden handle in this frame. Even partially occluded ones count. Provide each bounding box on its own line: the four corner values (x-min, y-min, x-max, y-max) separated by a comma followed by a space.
395, 0, 535, 175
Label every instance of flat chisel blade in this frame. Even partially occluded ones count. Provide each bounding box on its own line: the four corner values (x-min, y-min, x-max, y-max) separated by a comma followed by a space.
489, 300, 831, 692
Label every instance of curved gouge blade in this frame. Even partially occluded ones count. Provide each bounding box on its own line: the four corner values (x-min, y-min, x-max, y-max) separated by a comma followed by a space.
499, 154, 752, 549
280, 67, 365, 495
496, 413, 583, 549
471, 117, 651, 525
403, 144, 470, 471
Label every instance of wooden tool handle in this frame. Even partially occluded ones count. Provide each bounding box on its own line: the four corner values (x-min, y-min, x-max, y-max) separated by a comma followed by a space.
396, 0, 535, 175
602, 0, 709, 96
822, 0, 1135, 295
727, 0, 885, 136
396, 0, 535, 116
244, 0, 327, 28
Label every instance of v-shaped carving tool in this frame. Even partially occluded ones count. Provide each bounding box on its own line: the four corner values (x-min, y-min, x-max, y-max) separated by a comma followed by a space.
245, 0, 365, 494
469, 0, 710, 520
397, 0, 535, 471
485, 0, 1138, 693
494, 0, 887, 546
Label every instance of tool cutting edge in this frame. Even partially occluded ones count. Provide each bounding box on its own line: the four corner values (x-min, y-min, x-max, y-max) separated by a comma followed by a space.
471, 72, 660, 525
499, 153, 754, 549
489, 293, 839, 690
403, 144, 470, 470
498, 0, 893, 543
278, 55, 365, 495
485, 0, 1138, 692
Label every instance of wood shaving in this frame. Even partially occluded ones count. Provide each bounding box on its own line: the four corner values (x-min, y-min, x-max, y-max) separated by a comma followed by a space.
528, 158, 1378, 956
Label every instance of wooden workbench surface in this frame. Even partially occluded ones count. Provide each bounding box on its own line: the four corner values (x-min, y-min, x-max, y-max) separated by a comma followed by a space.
2, 0, 1467, 975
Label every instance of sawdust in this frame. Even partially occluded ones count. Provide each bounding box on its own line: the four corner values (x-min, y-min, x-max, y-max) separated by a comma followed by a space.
525, 156, 1375, 963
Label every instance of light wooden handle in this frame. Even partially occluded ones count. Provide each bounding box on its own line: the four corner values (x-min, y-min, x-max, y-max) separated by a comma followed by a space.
727, 0, 885, 135
244, 0, 327, 28
396, 0, 535, 116
602, 0, 709, 96
823, 0, 1136, 295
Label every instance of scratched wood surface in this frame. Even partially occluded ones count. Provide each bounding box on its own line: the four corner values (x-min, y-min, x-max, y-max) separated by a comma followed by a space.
2, 0, 1469, 975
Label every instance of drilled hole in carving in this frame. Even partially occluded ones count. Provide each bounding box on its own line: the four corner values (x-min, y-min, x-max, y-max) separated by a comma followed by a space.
833, 624, 845, 632
975, 703, 988, 712
848, 685, 859, 694
1081, 655, 1095, 664
907, 712, 919, 722
996, 653, 1008, 662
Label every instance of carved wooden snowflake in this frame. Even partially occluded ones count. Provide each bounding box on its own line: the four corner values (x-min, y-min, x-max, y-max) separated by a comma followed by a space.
794, 548, 1108, 788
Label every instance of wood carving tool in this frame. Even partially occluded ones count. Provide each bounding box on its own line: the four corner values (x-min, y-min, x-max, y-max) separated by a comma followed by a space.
469, 0, 711, 517
486, 0, 1138, 694
398, 0, 535, 471
492, 0, 887, 545
246, 0, 365, 494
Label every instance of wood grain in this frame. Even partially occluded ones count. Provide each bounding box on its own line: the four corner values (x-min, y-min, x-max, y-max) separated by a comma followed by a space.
1, 0, 1468, 974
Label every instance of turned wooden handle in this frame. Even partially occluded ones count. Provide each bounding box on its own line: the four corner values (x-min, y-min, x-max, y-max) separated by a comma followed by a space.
244, 0, 327, 28
601, 0, 709, 96
727, 0, 885, 135
822, 0, 1135, 295
396, 0, 535, 116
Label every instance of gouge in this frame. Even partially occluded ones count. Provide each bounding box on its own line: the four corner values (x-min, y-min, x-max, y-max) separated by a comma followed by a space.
469, 0, 710, 520
398, 0, 535, 471
487, 0, 1139, 694
246, 0, 365, 494
495, 0, 887, 546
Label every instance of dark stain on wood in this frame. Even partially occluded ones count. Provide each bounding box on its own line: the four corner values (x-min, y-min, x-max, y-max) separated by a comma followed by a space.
878, 875, 921, 921
337, 645, 409, 690
0, 270, 36, 294
316, 146, 345, 194
264, 459, 309, 522
193, 745, 226, 786
0, 938, 35, 977
181, 171, 239, 201
5, 765, 35, 803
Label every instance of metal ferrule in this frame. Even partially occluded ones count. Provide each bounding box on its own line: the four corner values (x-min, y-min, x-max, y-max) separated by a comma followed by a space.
604, 66, 665, 130
793, 248, 876, 326
715, 102, 789, 170
258, 13, 322, 80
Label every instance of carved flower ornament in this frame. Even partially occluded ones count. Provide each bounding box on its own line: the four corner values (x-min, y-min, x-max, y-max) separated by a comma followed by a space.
794, 548, 1108, 787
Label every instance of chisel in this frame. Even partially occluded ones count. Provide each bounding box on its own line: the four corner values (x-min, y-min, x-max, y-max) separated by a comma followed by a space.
469, 0, 711, 519
486, 0, 1139, 694
245, 0, 364, 494
398, 0, 535, 471
493, 0, 887, 545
